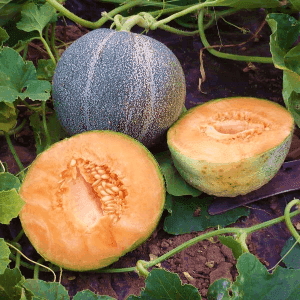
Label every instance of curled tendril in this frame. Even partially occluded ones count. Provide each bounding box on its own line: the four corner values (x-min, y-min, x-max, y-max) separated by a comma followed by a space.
284, 199, 300, 243
136, 260, 150, 278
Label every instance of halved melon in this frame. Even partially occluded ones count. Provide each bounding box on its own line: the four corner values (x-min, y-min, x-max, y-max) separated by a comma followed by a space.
167, 97, 294, 197
19, 131, 165, 271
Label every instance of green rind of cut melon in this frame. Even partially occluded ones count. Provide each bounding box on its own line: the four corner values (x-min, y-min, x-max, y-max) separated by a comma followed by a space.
168, 131, 293, 197
19, 130, 166, 271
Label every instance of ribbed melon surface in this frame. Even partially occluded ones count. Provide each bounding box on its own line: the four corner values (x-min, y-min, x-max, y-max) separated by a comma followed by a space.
52, 28, 186, 148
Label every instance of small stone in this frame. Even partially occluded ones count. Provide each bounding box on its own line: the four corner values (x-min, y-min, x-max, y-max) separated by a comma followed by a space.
200, 288, 208, 297
206, 245, 225, 264
160, 241, 169, 249
209, 262, 233, 284
183, 272, 195, 282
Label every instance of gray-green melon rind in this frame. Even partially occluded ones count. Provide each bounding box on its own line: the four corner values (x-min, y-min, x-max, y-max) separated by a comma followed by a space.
52, 28, 186, 148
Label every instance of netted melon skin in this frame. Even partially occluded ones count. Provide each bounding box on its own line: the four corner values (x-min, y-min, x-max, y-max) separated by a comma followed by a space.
169, 133, 292, 197
52, 28, 186, 148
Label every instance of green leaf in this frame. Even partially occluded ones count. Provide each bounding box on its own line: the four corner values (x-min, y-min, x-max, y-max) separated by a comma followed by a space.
0, 189, 25, 225
4, 18, 38, 48
30, 111, 69, 155
218, 235, 246, 260
0, 0, 12, 10
73, 290, 116, 299
16, 2, 57, 35
0, 47, 51, 103
0, 173, 21, 191
0, 267, 27, 300
0, 26, 8, 44
206, 278, 231, 300
207, 253, 300, 299
37, 59, 56, 81
281, 236, 300, 269
290, 0, 300, 10
267, 13, 300, 51
0, 239, 11, 274
163, 196, 249, 235
46, 113, 69, 144
155, 151, 201, 197
267, 14, 296, 70
282, 70, 300, 128
284, 44, 300, 75
0, 1, 24, 27
267, 13, 300, 71
164, 193, 173, 213
266, 13, 300, 128
0, 102, 17, 132
127, 269, 201, 300
22, 279, 69, 300
23, 80, 52, 101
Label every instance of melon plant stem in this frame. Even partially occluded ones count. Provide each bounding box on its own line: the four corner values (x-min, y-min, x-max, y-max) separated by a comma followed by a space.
41, 101, 52, 150
197, 9, 274, 64
99, 204, 300, 274
12, 229, 24, 243
46, 0, 145, 29
144, 208, 300, 270
10, 242, 22, 269
4, 132, 25, 181
39, 34, 56, 65
50, 22, 60, 62
118, 13, 198, 36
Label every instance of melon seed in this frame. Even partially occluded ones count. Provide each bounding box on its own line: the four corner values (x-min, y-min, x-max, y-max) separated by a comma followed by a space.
100, 190, 109, 196
105, 188, 114, 195
92, 179, 101, 187
102, 195, 113, 201
94, 174, 101, 179
111, 186, 119, 193
101, 174, 109, 179
70, 159, 76, 167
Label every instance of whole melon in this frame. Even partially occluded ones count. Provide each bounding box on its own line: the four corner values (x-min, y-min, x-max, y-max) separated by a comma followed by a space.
167, 97, 294, 197
52, 28, 186, 148
19, 131, 165, 271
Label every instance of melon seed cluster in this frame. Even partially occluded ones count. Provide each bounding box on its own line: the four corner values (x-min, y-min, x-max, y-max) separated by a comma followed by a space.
57, 158, 128, 223
205, 110, 271, 142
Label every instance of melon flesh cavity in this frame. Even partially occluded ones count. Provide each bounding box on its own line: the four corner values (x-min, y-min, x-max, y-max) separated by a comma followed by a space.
167, 97, 294, 197
19, 131, 165, 271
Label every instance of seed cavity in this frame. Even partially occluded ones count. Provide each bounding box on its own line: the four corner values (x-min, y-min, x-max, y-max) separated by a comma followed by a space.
200, 110, 271, 143
55, 158, 128, 223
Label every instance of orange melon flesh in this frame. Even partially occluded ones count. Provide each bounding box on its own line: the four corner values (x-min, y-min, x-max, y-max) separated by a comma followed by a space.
167, 97, 294, 197
19, 131, 165, 271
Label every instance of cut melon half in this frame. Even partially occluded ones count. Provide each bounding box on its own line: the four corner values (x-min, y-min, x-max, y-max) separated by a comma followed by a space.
19, 131, 165, 271
167, 97, 294, 197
